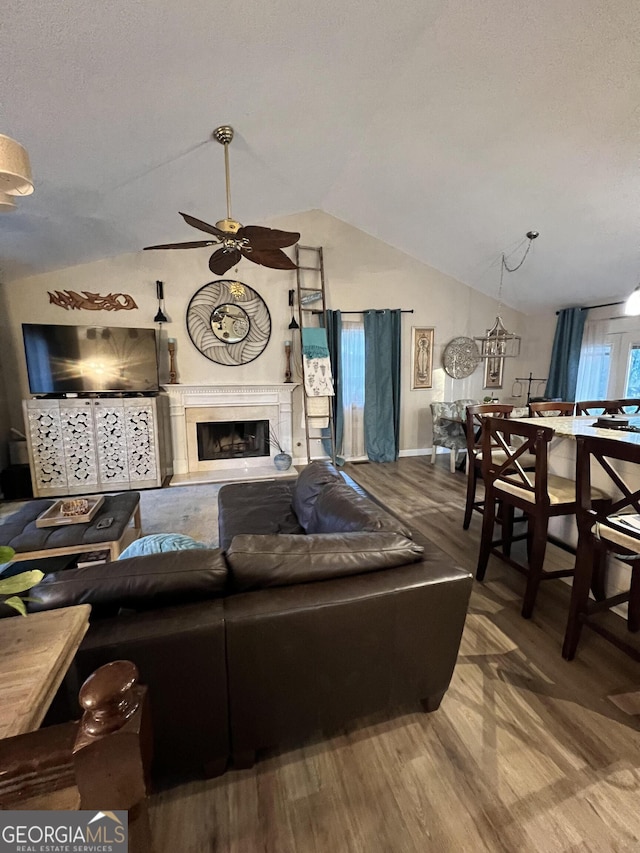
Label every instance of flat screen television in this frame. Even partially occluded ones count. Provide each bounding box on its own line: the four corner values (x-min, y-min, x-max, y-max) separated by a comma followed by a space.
22, 324, 160, 395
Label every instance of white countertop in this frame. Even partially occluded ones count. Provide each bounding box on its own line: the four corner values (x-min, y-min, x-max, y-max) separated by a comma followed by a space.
513, 415, 640, 446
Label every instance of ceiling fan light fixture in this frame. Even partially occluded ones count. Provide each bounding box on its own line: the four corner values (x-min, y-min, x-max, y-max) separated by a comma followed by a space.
0, 134, 34, 196
143, 125, 299, 273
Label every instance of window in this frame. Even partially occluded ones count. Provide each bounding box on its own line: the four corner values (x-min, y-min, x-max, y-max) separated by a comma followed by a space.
339, 320, 365, 459
575, 341, 612, 401
340, 322, 365, 407
624, 344, 640, 397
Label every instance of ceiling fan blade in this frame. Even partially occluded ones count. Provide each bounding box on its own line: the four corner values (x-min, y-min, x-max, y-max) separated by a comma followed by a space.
180, 212, 228, 240
209, 248, 241, 275
239, 225, 301, 249
241, 248, 297, 270
144, 240, 216, 250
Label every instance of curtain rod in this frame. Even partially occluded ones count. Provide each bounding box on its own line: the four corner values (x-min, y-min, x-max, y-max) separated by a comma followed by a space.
555, 301, 623, 315
338, 309, 414, 315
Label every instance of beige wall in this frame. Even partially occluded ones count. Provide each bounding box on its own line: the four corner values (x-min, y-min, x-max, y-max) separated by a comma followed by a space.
0, 210, 556, 461
0, 286, 12, 471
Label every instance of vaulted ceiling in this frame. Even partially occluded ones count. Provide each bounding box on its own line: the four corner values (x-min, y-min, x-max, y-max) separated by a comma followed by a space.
1, 0, 639, 313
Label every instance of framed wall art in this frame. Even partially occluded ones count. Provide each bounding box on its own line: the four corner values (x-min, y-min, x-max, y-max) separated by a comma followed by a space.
483, 356, 504, 389
411, 327, 435, 389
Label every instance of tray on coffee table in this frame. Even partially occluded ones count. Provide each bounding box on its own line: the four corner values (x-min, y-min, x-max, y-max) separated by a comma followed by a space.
36, 495, 105, 528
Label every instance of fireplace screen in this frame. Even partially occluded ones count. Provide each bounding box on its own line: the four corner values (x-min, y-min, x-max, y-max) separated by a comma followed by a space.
196, 420, 270, 461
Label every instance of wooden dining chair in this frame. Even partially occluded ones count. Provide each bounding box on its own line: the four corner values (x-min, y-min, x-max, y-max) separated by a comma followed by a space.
529, 401, 575, 417
617, 399, 640, 415
476, 417, 610, 619
463, 403, 513, 529
575, 400, 625, 415
563, 434, 640, 660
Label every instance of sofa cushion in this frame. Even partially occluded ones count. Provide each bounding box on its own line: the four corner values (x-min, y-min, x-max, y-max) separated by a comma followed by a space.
291, 461, 343, 531
218, 481, 303, 552
119, 533, 208, 560
226, 532, 424, 592
307, 482, 413, 538
28, 549, 228, 615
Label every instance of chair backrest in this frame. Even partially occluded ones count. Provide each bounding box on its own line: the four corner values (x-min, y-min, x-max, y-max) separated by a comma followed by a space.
617, 399, 640, 415
454, 398, 478, 420
575, 400, 624, 415
575, 434, 640, 530
529, 401, 575, 417
465, 404, 513, 458
481, 416, 554, 506
430, 401, 459, 444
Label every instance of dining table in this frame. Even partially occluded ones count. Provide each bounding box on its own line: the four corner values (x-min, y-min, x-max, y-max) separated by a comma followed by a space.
511, 414, 640, 608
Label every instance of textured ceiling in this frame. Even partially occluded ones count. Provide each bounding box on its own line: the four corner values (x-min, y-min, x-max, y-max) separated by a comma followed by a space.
1, 0, 639, 312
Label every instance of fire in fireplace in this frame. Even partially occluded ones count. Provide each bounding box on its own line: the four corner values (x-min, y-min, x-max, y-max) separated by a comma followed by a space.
196, 420, 270, 461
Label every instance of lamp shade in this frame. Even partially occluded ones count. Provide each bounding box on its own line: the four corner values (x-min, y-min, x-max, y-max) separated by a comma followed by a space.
0, 192, 16, 212
0, 134, 34, 196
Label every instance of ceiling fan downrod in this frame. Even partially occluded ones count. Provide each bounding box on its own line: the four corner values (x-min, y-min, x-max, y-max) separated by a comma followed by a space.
213, 125, 240, 234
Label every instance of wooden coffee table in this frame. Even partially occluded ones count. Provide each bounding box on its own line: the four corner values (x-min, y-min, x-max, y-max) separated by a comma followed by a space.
0, 605, 91, 739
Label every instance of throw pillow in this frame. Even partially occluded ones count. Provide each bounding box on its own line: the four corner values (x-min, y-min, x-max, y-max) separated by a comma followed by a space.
291, 461, 343, 531
118, 533, 208, 560
226, 531, 423, 592
306, 482, 413, 539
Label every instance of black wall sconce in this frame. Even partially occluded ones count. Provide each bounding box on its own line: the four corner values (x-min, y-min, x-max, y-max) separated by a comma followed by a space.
154, 280, 168, 324
288, 289, 299, 330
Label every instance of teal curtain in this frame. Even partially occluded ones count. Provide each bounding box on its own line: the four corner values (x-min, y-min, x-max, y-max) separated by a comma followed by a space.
322, 310, 343, 462
545, 307, 586, 400
363, 309, 401, 462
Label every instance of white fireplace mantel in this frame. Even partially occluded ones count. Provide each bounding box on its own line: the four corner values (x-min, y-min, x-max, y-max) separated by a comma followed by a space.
161, 383, 298, 482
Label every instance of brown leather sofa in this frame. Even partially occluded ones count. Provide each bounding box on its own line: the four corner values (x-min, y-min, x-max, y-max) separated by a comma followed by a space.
27, 462, 472, 780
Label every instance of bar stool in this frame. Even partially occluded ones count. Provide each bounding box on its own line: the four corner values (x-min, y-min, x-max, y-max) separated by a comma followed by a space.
476, 418, 610, 619
562, 434, 640, 660
529, 401, 575, 417
463, 403, 513, 529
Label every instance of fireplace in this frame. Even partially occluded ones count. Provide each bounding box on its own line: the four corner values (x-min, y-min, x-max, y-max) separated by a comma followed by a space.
162, 384, 296, 482
196, 420, 270, 461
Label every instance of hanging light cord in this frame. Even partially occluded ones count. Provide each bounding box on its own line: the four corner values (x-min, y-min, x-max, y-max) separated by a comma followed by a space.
497, 233, 537, 312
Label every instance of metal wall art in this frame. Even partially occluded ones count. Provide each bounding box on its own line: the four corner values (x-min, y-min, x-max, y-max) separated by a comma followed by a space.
442, 336, 481, 379
48, 290, 138, 311
186, 279, 271, 366
411, 327, 435, 389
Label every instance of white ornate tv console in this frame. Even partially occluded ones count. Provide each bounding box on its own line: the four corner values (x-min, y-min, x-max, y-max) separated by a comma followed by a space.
23, 396, 171, 497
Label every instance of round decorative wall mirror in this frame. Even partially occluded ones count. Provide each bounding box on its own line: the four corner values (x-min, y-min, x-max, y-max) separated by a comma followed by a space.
186, 280, 271, 366
210, 303, 250, 343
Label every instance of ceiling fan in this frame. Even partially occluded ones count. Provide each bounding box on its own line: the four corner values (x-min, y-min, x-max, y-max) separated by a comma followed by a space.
144, 126, 300, 275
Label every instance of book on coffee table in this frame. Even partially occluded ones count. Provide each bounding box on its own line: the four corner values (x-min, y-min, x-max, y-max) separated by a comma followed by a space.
75, 549, 110, 568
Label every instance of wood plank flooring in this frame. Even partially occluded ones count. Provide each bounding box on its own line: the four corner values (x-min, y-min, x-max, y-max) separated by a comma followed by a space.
149, 457, 640, 852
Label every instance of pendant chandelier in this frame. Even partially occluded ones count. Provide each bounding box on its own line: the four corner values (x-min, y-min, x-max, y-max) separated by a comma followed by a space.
474, 230, 539, 359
